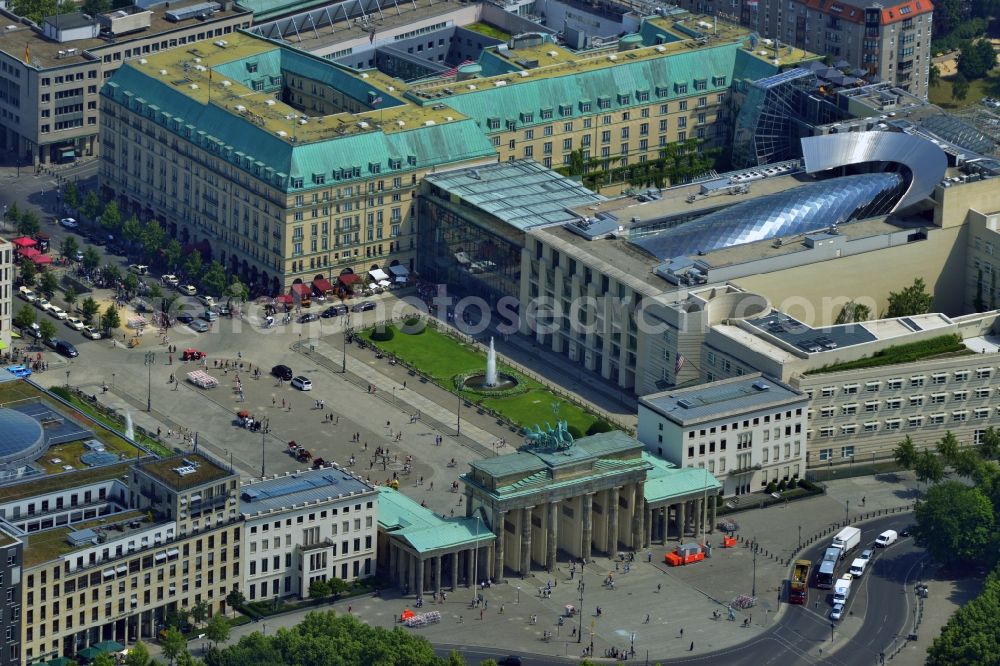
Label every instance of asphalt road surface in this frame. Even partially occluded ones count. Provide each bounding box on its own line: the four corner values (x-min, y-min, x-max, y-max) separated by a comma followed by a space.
435, 514, 921, 666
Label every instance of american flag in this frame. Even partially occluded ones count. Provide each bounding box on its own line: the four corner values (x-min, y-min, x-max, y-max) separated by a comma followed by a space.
674, 353, 686, 375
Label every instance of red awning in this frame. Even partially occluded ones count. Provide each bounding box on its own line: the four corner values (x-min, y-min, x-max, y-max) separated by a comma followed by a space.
31, 254, 52, 265
274, 294, 293, 304
290, 283, 311, 296
17, 247, 41, 258
338, 273, 360, 285
11, 237, 37, 248
312, 278, 334, 293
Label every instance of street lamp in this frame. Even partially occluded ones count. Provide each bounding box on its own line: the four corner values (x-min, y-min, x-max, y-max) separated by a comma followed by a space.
144, 352, 155, 412
845, 500, 850, 525
798, 524, 802, 550
65, 369, 70, 389
751, 544, 758, 598
516, 586, 520, 604
577, 581, 584, 644
457, 396, 462, 437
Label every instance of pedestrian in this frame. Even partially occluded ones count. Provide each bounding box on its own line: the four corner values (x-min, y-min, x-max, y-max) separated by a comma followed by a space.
348, 605, 351, 614
679, 628, 684, 637
657, 583, 661, 592
273, 397, 276, 406
500, 604, 504, 614
644, 614, 650, 624
480, 610, 483, 621
689, 641, 694, 652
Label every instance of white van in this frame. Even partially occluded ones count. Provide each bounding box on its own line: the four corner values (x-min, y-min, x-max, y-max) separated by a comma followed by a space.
849, 558, 867, 577
875, 530, 898, 548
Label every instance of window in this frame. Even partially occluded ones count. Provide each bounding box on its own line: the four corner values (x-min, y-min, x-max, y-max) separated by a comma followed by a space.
928, 413, 945, 425
976, 368, 992, 379
974, 407, 990, 419
843, 384, 859, 395
865, 401, 879, 412
842, 404, 858, 416
886, 378, 903, 390
841, 425, 857, 435
821, 386, 836, 397
908, 416, 924, 427
820, 407, 835, 418
954, 370, 970, 381
910, 376, 925, 388
952, 410, 969, 422
930, 392, 946, 404
931, 373, 947, 385
885, 398, 902, 409
975, 387, 992, 398
841, 446, 855, 458
885, 419, 902, 431
819, 427, 835, 438
818, 448, 833, 461
909, 395, 924, 406
865, 381, 880, 392
864, 422, 878, 432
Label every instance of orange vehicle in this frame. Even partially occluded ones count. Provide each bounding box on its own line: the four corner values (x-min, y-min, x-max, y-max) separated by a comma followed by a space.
665, 543, 705, 567
789, 559, 810, 605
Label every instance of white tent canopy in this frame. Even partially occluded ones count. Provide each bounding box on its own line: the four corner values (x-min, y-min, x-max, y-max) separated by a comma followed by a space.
388, 264, 409, 277
369, 268, 389, 281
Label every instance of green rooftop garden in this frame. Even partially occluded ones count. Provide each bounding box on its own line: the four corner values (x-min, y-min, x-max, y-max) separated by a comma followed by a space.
806, 334, 971, 375
465, 22, 511, 41
365, 322, 615, 435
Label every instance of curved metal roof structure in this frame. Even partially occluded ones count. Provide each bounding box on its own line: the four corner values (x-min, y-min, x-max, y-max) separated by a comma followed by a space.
631, 172, 905, 262
0, 409, 46, 468
801, 132, 948, 211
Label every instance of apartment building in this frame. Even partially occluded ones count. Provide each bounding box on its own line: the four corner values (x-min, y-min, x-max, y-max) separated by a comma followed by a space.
675, 0, 933, 98
0, 237, 11, 351
0, 1, 251, 165
7, 453, 241, 664
0, 526, 22, 666
240, 467, 377, 602
99, 13, 810, 292
637, 374, 808, 495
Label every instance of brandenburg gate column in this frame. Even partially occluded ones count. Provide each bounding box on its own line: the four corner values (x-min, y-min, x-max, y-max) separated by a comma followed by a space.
606, 487, 620, 554
520, 506, 534, 576
581, 493, 594, 563
493, 509, 506, 581
546, 501, 558, 571
630, 482, 645, 550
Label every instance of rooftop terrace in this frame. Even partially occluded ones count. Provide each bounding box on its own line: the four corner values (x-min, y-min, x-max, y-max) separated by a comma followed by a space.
640, 373, 806, 425
22, 509, 147, 567
135, 453, 232, 491
240, 466, 374, 515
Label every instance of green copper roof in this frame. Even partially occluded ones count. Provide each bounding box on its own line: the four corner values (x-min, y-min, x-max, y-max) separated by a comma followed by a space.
644, 452, 721, 504
378, 487, 494, 555
471, 430, 645, 477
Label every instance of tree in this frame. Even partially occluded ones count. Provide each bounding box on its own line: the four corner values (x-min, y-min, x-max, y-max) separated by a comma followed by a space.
39, 270, 58, 298
100, 201, 122, 233
894, 435, 918, 470
834, 300, 872, 324
227, 276, 249, 303
308, 578, 330, 600
81, 297, 100, 324
4, 202, 19, 224
142, 219, 166, 259
165, 607, 190, 632
102, 263, 122, 286
17, 210, 40, 236
93, 653, 116, 666
39, 319, 56, 344
60, 235, 79, 260
124, 641, 152, 666
958, 39, 997, 80
937, 431, 961, 465
18, 257, 37, 287
82, 190, 101, 219
327, 576, 348, 598
122, 215, 142, 244
225, 589, 246, 618
101, 304, 121, 334
201, 260, 227, 296
184, 250, 204, 281
953, 449, 984, 479
915, 449, 946, 487
161, 626, 187, 665
205, 612, 230, 648
82, 246, 101, 272
886, 278, 933, 318
149, 283, 163, 300
929, 63, 941, 88
980, 427, 1000, 460
952, 73, 971, 102
191, 599, 210, 626
914, 480, 994, 565
164, 239, 183, 269
176, 652, 205, 666
124, 273, 140, 297
927, 567, 1000, 665
14, 305, 36, 331
64, 285, 77, 308
64, 180, 79, 209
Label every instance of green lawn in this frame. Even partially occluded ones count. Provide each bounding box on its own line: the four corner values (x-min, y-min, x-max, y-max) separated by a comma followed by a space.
368, 325, 606, 433
928, 73, 1000, 109
465, 22, 511, 41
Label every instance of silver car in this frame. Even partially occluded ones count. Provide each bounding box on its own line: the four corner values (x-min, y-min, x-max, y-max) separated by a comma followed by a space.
188, 319, 210, 333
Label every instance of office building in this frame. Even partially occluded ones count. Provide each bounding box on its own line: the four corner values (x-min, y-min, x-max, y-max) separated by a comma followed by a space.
0, 524, 22, 666
0, 237, 10, 351
0, 1, 251, 165
638, 374, 808, 495
674, 0, 933, 98
240, 466, 377, 602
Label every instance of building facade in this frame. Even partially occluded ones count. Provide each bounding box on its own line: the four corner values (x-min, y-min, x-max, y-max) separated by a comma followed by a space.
674, 0, 933, 98
637, 374, 808, 495
0, 237, 11, 351
8, 453, 241, 664
240, 467, 377, 602
0, 526, 22, 666
0, 2, 251, 165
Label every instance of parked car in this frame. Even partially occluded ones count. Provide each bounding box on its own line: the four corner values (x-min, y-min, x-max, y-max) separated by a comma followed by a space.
18, 286, 36, 302
48, 339, 79, 358
128, 264, 149, 275
48, 306, 68, 320
290, 375, 312, 391
59, 217, 79, 229
34, 298, 52, 312
197, 295, 215, 307
82, 326, 102, 340
830, 603, 845, 621
65, 316, 85, 331
200, 310, 218, 322
297, 313, 319, 323
177, 284, 197, 296
72, 250, 84, 262
182, 348, 205, 361
271, 364, 293, 381
188, 319, 210, 333
161, 274, 180, 287
20, 323, 41, 339
176, 313, 195, 324
351, 301, 376, 312
6, 365, 32, 378
321, 304, 348, 318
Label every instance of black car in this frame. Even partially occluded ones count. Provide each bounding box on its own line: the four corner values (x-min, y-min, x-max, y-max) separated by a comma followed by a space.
271, 364, 293, 381
297, 313, 320, 323
47, 339, 79, 358
498, 658, 522, 666
176, 313, 195, 324
351, 301, 376, 313
320, 306, 339, 318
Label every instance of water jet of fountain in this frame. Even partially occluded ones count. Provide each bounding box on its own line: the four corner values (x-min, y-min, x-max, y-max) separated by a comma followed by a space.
486, 338, 498, 387
125, 412, 135, 440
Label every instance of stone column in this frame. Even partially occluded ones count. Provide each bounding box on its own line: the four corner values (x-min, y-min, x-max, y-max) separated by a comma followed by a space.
644, 503, 653, 548
676, 502, 686, 541
493, 510, 506, 581
607, 487, 619, 555
581, 493, 593, 562
434, 555, 442, 596
708, 495, 718, 534
630, 483, 644, 549
693, 498, 703, 537
702, 495, 710, 535
546, 501, 558, 571
466, 549, 474, 588
520, 506, 533, 576
659, 507, 667, 542
389, 543, 398, 585
415, 557, 425, 598
407, 553, 416, 595
451, 552, 459, 590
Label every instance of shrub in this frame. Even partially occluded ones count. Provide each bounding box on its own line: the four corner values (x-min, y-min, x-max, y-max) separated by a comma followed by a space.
369, 327, 395, 342
567, 424, 583, 439
400, 316, 425, 334
766, 481, 777, 494
797, 479, 812, 491
777, 479, 788, 492
787, 477, 798, 490
586, 420, 614, 436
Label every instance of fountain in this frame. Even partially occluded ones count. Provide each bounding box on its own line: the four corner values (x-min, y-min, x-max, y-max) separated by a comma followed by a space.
485, 337, 498, 387
124, 412, 134, 440
460, 337, 519, 392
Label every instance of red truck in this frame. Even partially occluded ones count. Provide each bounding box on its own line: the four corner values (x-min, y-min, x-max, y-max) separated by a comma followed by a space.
789, 559, 810, 605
